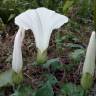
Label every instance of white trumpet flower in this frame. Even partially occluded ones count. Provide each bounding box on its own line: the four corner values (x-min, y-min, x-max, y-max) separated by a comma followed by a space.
81, 31, 96, 90
14, 7, 68, 64
12, 27, 25, 73
83, 31, 96, 76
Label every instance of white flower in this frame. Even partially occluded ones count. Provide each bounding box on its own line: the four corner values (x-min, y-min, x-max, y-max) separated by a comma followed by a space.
82, 31, 96, 76
81, 31, 96, 90
15, 7, 68, 53
12, 27, 25, 73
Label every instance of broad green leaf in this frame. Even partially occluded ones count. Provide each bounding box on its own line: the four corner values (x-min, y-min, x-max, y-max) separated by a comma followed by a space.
0, 69, 23, 88
0, 69, 13, 87
69, 49, 85, 62
11, 85, 35, 96
43, 74, 58, 85
50, 61, 63, 71
61, 83, 85, 96
43, 58, 59, 68
35, 81, 54, 96
56, 34, 79, 44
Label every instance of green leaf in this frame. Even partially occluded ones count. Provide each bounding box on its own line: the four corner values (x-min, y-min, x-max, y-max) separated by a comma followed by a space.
69, 49, 85, 62
11, 85, 35, 96
56, 34, 79, 44
79, 0, 91, 17
0, 17, 5, 32
66, 43, 84, 49
43, 74, 58, 85
63, 0, 74, 14
50, 61, 63, 71
61, 83, 85, 96
0, 69, 13, 87
35, 81, 54, 96
63, 63, 75, 72
43, 58, 59, 68
8, 14, 15, 21
0, 69, 23, 88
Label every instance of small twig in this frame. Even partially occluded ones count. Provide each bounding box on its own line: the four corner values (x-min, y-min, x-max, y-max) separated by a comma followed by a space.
24, 72, 32, 80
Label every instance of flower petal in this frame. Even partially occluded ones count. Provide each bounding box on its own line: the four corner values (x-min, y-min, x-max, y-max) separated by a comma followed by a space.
15, 7, 68, 53
12, 27, 25, 73
83, 31, 96, 76
35, 7, 68, 52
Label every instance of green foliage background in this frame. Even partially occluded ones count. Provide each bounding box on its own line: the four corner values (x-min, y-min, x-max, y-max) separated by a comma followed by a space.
0, 0, 92, 24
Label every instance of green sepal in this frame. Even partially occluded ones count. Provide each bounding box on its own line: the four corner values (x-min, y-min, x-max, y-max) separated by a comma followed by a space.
12, 70, 23, 85
37, 49, 47, 64
81, 73, 93, 90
